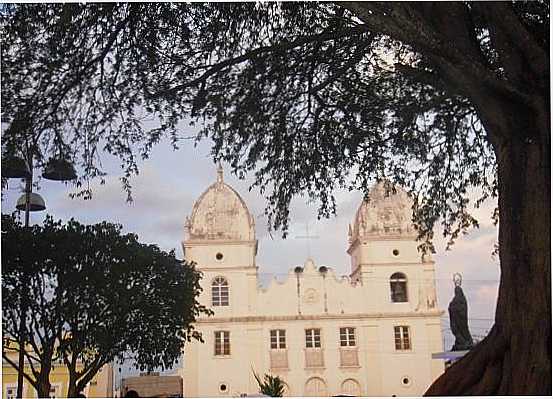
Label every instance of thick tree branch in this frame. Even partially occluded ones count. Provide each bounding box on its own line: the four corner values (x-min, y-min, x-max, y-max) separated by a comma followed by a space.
341, 2, 534, 106
2, 352, 39, 390
151, 25, 371, 98
76, 355, 104, 392
474, 2, 548, 86
393, 63, 447, 91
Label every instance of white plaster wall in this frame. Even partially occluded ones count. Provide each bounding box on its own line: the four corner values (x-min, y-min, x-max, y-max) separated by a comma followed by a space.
184, 315, 443, 397
181, 179, 444, 397
183, 247, 443, 397
350, 238, 424, 265
184, 242, 256, 270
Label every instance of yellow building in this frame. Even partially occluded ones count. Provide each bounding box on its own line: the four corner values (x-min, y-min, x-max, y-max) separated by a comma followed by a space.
2, 345, 113, 398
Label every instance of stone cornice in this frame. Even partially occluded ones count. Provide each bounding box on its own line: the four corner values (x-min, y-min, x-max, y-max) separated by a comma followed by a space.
195, 310, 444, 324
197, 265, 258, 272
183, 239, 257, 246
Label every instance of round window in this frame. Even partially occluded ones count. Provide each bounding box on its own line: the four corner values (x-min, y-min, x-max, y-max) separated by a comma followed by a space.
401, 376, 411, 386
216, 252, 224, 261
393, 249, 400, 256
219, 383, 228, 393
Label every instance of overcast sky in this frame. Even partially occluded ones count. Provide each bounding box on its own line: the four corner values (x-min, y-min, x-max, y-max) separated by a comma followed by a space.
1, 132, 500, 381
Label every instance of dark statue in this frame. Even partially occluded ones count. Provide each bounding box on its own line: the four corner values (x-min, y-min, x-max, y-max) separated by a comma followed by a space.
449, 285, 474, 351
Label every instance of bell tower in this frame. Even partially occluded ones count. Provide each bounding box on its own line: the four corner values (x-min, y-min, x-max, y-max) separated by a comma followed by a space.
347, 181, 438, 312
182, 166, 258, 316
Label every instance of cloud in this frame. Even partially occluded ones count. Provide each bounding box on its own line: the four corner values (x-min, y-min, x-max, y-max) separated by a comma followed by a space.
475, 284, 500, 308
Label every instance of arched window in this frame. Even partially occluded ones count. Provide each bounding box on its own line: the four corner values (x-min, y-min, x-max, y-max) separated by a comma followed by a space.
305, 377, 327, 397
390, 272, 408, 302
341, 379, 361, 396
212, 276, 229, 306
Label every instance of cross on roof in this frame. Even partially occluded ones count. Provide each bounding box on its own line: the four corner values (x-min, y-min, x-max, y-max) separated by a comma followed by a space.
295, 221, 320, 258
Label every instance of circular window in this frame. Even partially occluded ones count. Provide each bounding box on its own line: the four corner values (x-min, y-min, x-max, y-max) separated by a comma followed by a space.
216, 252, 224, 261
219, 383, 228, 393
393, 249, 400, 256
401, 376, 411, 387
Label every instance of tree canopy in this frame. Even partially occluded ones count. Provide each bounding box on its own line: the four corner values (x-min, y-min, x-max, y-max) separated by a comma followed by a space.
0, 2, 507, 242
2, 214, 211, 397
1, 2, 549, 395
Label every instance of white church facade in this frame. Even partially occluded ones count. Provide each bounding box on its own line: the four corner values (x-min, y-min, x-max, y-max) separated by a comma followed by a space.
180, 168, 444, 397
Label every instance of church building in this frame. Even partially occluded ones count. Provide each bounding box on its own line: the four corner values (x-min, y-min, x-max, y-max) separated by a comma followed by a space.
180, 168, 444, 397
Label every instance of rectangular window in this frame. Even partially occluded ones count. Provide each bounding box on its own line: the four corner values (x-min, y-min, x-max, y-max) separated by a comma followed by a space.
270, 329, 286, 349
213, 287, 229, 306
6, 386, 17, 399
340, 327, 356, 347
305, 328, 321, 348
214, 331, 231, 355
394, 326, 411, 350
212, 277, 229, 307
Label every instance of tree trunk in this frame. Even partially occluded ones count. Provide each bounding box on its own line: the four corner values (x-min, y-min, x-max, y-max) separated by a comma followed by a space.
426, 104, 551, 395
33, 343, 56, 398
66, 367, 79, 398
35, 368, 52, 399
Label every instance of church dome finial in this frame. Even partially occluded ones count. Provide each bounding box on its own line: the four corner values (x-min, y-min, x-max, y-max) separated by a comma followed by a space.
217, 162, 224, 183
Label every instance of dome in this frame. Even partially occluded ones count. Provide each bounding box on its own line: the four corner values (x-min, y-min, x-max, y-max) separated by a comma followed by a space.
349, 181, 415, 241
185, 166, 255, 241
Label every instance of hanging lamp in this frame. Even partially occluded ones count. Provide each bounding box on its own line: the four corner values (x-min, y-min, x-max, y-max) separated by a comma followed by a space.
2, 156, 30, 179
16, 192, 46, 212
42, 157, 77, 181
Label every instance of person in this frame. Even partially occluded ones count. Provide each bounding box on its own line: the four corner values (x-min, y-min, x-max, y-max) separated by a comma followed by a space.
75, 393, 86, 398
125, 389, 139, 397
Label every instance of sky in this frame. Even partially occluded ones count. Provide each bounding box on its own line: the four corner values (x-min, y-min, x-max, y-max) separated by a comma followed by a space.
1, 133, 500, 383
